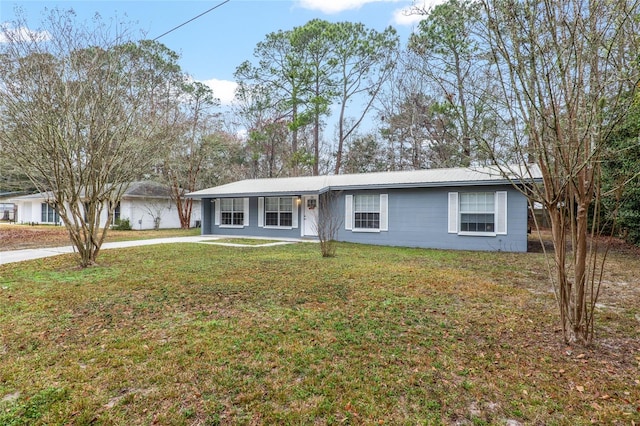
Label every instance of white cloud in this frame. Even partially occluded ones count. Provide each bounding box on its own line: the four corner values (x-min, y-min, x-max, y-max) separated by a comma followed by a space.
200, 78, 238, 106
0, 24, 51, 43
297, 0, 400, 14
391, 0, 448, 26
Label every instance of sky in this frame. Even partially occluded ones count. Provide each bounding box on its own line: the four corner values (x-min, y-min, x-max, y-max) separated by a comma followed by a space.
1, 0, 445, 106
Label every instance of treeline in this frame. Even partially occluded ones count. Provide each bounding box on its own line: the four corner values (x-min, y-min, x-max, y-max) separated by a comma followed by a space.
1, 1, 639, 248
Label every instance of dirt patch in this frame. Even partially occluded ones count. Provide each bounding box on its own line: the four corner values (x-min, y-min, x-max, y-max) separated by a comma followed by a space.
0, 224, 199, 251
0, 224, 72, 251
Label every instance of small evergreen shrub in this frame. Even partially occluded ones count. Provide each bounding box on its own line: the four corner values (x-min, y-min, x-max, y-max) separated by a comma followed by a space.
112, 218, 132, 230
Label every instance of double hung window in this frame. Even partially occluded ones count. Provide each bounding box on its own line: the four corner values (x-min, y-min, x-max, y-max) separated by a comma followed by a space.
460, 192, 495, 233
448, 191, 507, 235
354, 194, 380, 229
265, 197, 293, 227
215, 198, 249, 227
345, 193, 388, 232
221, 198, 245, 226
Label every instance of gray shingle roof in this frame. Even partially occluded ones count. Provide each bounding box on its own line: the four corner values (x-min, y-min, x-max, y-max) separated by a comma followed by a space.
187, 165, 542, 198
7, 181, 173, 202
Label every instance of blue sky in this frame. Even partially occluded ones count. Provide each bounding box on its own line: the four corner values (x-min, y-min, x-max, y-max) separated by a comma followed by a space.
1, 0, 444, 105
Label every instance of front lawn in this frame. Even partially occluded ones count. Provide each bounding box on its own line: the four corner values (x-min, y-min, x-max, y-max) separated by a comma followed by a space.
0, 224, 201, 251
0, 242, 638, 425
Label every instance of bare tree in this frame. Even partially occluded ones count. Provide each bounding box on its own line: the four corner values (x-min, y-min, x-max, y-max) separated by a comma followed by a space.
0, 9, 176, 267
481, 0, 640, 344
141, 198, 172, 230
314, 191, 343, 258
160, 80, 222, 228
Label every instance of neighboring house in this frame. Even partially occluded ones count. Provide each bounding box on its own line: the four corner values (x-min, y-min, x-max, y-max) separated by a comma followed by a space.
0, 192, 19, 222
9, 181, 201, 230
187, 166, 542, 252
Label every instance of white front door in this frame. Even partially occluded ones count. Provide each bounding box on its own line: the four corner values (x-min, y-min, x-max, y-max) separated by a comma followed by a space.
303, 195, 319, 237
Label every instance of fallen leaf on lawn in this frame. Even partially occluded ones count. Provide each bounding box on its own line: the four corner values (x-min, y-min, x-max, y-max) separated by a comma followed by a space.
576, 385, 585, 392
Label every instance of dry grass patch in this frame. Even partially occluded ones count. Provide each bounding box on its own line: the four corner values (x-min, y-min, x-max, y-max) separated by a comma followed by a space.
0, 223, 200, 251
0, 242, 638, 425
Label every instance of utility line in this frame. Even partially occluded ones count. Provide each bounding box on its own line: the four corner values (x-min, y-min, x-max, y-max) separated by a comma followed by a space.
153, 0, 232, 41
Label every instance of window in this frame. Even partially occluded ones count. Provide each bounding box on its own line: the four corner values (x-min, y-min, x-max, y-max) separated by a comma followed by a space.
460, 192, 495, 232
448, 191, 507, 235
113, 202, 121, 224
265, 197, 293, 227
345, 193, 388, 232
215, 198, 248, 227
41, 203, 59, 223
354, 194, 380, 229
221, 198, 244, 226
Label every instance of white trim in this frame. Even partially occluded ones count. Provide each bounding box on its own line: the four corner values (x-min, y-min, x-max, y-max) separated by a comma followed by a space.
214, 199, 221, 226
345, 194, 353, 230
258, 197, 264, 227
243, 197, 250, 226
496, 191, 507, 234
291, 197, 298, 229
379, 194, 388, 232
448, 192, 458, 233
459, 231, 497, 237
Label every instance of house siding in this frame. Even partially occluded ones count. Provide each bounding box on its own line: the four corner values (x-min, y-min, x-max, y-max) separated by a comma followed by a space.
205, 198, 303, 239
334, 186, 528, 252
198, 184, 529, 252
12, 197, 201, 230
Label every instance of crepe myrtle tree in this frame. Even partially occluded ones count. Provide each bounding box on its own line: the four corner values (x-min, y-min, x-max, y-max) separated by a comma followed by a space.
480, 0, 640, 345
314, 191, 343, 257
0, 9, 180, 267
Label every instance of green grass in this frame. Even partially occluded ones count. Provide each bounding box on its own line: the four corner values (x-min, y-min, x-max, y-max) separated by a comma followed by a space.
0, 242, 638, 425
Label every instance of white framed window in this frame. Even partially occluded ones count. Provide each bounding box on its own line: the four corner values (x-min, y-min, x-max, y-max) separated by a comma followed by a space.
221, 198, 245, 226
345, 193, 388, 232
448, 191, 507, 235
41, 203, 59, 223
460, 192, 495, 232
215, 198, 249, 227
354, 194, 380, 229
265, 197, 293, 227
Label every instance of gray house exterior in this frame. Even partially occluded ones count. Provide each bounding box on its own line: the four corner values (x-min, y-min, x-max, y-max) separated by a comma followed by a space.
187, 166, 542, 252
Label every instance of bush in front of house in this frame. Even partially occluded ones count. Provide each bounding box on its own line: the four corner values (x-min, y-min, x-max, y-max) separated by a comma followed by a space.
112, 218, 132, 231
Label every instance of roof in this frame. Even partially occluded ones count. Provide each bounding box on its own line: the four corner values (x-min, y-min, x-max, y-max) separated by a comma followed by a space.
187, 164, 543, 198
8, 181, 173, 202
124, 181, 172, 198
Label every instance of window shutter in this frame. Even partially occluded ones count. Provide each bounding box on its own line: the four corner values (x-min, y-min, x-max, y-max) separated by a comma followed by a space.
379, 194, 388, 231
345, 194, 353, 230
292, 198, 298, 228
496, 191, 507, 234
258, 197, 264, 227
243, 197, 250, 226
448, 192, 458, 233
214, 199, 221, 226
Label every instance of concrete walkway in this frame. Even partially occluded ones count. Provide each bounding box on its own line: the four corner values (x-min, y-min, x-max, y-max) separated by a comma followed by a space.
0, 235, 303, 265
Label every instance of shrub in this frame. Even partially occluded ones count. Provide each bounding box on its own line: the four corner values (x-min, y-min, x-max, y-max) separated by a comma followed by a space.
112, 218, 132, 231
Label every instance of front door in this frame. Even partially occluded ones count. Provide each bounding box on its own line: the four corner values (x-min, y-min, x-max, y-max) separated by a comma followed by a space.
303, 195, 319, 237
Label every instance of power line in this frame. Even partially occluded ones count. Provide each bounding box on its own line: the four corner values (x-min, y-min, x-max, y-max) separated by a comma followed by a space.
153, 0, 232, 41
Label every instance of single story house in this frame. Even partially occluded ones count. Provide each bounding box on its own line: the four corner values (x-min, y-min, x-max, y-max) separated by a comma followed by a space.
9, 181, 201, 230
187, 165, 542, 252
0, 191, 22, 222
